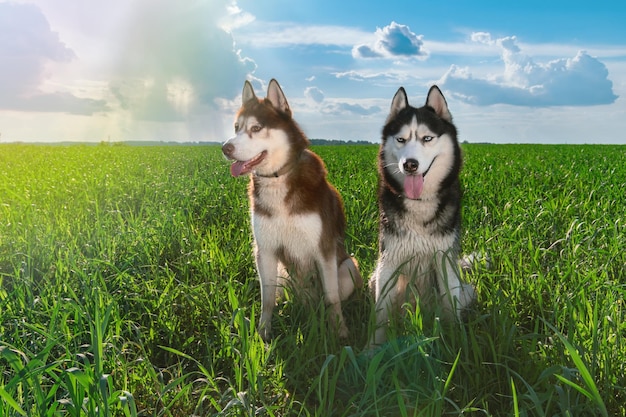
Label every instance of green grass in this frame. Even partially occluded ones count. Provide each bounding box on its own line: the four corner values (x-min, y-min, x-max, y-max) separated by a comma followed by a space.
0, 142, 625, 416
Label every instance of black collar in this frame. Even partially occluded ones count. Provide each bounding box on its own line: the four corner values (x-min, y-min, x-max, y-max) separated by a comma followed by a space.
253, 151, 303, 178
254, 163, 292, 178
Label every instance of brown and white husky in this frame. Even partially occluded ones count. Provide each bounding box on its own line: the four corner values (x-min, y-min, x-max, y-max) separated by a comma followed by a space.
222, 79, 362, 341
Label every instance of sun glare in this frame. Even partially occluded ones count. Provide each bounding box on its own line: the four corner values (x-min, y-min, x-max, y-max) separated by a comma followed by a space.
166, 78, 194, 115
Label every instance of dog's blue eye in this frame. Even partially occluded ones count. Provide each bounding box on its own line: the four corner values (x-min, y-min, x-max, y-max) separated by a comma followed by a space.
395, 137, 406, 143
423, 136, 434, 142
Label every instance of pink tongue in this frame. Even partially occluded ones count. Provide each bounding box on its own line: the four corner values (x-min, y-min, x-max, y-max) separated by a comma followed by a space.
404, 174, 424, 199
230, 161, 247, 177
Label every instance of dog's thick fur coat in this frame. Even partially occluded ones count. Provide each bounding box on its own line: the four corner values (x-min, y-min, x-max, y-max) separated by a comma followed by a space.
223, 79, 362, 341
369, 85, 475, 346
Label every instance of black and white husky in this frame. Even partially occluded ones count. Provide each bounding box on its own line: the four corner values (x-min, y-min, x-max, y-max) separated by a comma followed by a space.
222, 79, 362, 341
369, 85, 476, 346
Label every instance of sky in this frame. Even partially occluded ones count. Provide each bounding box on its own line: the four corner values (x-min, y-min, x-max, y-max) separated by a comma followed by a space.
1, 0, 625, 144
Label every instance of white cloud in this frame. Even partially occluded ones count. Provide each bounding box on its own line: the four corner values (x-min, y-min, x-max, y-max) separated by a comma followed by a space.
233, 22, 368, 47
0, 2, 108, 114
352, 22, 428, 59
320, 101, 381, 116
301, 85, 381, 116
0, 0, 258, 141
440, 33, 618, 107
470, 32, 495, 45
106, 0, 257, 139
219, 0, 255, 32
334, 70, 411, 84
304, 86, 325, 103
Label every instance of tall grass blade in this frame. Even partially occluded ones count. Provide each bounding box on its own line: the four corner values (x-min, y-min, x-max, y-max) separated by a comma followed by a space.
0, 386, 27, 416
544, 320, 608, 417
511, 377, 519, 417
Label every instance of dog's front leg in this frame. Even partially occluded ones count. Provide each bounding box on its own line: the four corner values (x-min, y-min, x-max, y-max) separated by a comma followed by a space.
368, 258, 400, 348
319, 257, 349, 338
435, 251, 475, 321
256, 248, 279, 342
338, 256, 362, 300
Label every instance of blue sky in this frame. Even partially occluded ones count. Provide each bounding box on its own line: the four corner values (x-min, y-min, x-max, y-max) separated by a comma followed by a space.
1, 0, 625, 143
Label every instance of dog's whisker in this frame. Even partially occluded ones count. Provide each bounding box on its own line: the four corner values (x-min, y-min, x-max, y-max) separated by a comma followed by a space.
383, 163, 400, 171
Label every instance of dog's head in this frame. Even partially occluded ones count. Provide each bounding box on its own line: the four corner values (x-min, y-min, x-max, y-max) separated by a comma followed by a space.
380, 85, 460, 200
222, 79, 307, 177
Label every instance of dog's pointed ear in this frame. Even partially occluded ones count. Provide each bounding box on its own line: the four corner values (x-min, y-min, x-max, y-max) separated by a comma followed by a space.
266, 79, 291, 116
426, 85, 452, 122
242, 80, 256, 104
389, 87, 408, 118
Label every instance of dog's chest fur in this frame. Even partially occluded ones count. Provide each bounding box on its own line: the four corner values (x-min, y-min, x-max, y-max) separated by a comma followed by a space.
381, 196, 459, 259
250, 175, 322, 267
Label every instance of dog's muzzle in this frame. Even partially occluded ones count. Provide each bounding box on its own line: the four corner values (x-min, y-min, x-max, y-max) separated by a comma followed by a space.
222, 142, 235, 159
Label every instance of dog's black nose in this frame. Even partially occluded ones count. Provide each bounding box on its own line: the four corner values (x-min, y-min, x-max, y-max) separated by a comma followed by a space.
403, 158, 419, 173
222, 143, 235, 157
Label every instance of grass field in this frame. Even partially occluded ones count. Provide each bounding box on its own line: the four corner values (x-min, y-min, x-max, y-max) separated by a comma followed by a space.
0, 143, 625, 416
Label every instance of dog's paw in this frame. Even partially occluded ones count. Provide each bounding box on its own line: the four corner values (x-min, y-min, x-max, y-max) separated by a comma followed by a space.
458, 282, 478, 322
460, 251, 490, 273
350, 256, 363, 289
258, 325, 272, 343
459, 282, 476, 307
